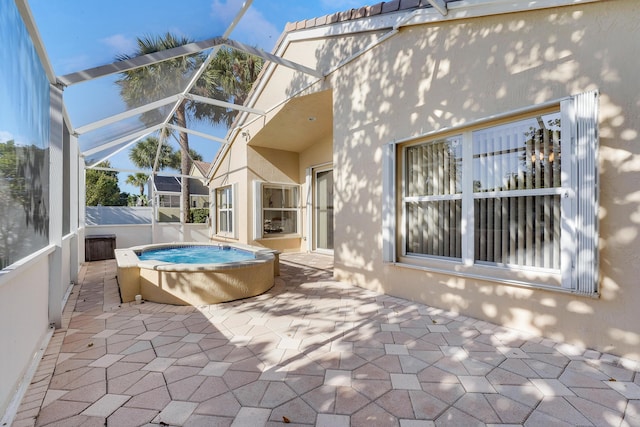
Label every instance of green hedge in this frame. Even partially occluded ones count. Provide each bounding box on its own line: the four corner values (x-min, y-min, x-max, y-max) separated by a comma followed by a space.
190, 208, 209, 224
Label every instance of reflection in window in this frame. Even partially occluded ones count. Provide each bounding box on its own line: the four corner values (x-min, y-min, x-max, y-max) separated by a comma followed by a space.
0, 0, 51, 269
472, 114, 561, 269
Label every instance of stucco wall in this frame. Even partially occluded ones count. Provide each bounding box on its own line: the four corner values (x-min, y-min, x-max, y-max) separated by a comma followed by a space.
0, 252, 51, 415
211, 0, 639, 359
210, 142, 250, 243
328, 1, 640, 360
247, 146, 302, 251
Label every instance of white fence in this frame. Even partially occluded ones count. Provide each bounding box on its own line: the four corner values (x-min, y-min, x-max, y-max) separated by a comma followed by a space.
85, 206, 210, 250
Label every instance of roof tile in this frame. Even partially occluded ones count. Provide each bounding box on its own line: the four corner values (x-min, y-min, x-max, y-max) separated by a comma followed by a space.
315, 15, 328, 26
284, 0, 447, 34
400, 0, 421, 10
328, 12, 340, 24
382, 0, 401, 13
369, 2, 384, 15
354, 7, 368, 19
339, 9, 353, 22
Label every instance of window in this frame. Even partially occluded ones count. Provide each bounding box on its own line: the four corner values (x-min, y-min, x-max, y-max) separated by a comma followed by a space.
158, 195, 180, 207
472, 115, 561, 269
384, 92, 599, 294
191, 195, 209, 209
254, 182, 300, 238
215, 185, 234, 236
405, 137, 463, 259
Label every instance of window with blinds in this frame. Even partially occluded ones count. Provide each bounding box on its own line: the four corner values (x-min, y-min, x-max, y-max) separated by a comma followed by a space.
405, 137, 462, 259
472, 113, 561, 270
388, 92, 599, 294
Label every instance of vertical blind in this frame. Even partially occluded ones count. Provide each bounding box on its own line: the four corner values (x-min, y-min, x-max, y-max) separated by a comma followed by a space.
405, 137, 462, 258
472, 113, 562, 269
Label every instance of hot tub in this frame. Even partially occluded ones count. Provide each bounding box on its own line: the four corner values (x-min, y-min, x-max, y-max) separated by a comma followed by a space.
115, 243, 278, 306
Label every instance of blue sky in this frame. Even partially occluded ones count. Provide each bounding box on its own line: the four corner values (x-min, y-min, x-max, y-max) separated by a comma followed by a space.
29, 0, 366, 195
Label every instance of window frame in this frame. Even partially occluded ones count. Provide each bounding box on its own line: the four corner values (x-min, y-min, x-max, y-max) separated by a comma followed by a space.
213, 184, 236, 238
384, 92, 599, 295
253, 181, 301, 239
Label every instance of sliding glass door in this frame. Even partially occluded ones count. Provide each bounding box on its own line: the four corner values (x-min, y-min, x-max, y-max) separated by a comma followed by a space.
315, 169, 334, 252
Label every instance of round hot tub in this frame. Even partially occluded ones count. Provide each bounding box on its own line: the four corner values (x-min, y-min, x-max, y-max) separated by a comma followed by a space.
115, 243, 278, 306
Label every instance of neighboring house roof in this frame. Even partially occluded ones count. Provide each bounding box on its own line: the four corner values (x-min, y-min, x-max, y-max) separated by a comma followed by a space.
192, 161, 211, 178
153, 176, 209, 195
154, 176, 182, 193
189, 179, 210, 196
284, 0, 454, 32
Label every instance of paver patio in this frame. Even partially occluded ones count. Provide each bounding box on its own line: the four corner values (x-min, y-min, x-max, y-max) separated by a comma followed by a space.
11, 253, 640, 426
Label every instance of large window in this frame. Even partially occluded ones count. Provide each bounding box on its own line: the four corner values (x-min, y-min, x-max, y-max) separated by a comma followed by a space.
216, 186, 234, 236
254, 182, 300, 238
386, 92, 599, 294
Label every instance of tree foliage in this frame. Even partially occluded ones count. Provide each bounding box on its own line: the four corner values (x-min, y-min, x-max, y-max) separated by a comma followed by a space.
126, 173, 149, 197
193, 47, 264, 127
129, 136, 204, 172
86, 161, 125, 206
116, 34, 201, 222
0, 140, 48, 233
116, 33, 263, 222
128, 136, 174, 170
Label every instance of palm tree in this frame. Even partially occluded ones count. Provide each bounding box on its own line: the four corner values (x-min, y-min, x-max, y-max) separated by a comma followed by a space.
169, 148, 202, 171
116, 33, 202, 223
116, 33, 264, 222
129, 136, 202, 171
194, 47, 263, 127
128, 136, 174, 170
125, 173, 149, 196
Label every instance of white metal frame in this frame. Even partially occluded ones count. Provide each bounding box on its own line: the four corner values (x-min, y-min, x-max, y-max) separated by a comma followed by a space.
312, 165, 334, 255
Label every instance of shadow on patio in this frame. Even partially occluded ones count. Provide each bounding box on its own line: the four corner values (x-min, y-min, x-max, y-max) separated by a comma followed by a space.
12, 253, 640, 426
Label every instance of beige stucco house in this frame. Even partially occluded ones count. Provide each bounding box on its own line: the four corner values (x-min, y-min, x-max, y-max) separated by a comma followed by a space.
207, 0, 640, 361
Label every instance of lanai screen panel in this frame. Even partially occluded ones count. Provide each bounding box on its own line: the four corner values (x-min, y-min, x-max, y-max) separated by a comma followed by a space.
0, 0, 51, 268
78, 108, 168, 157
